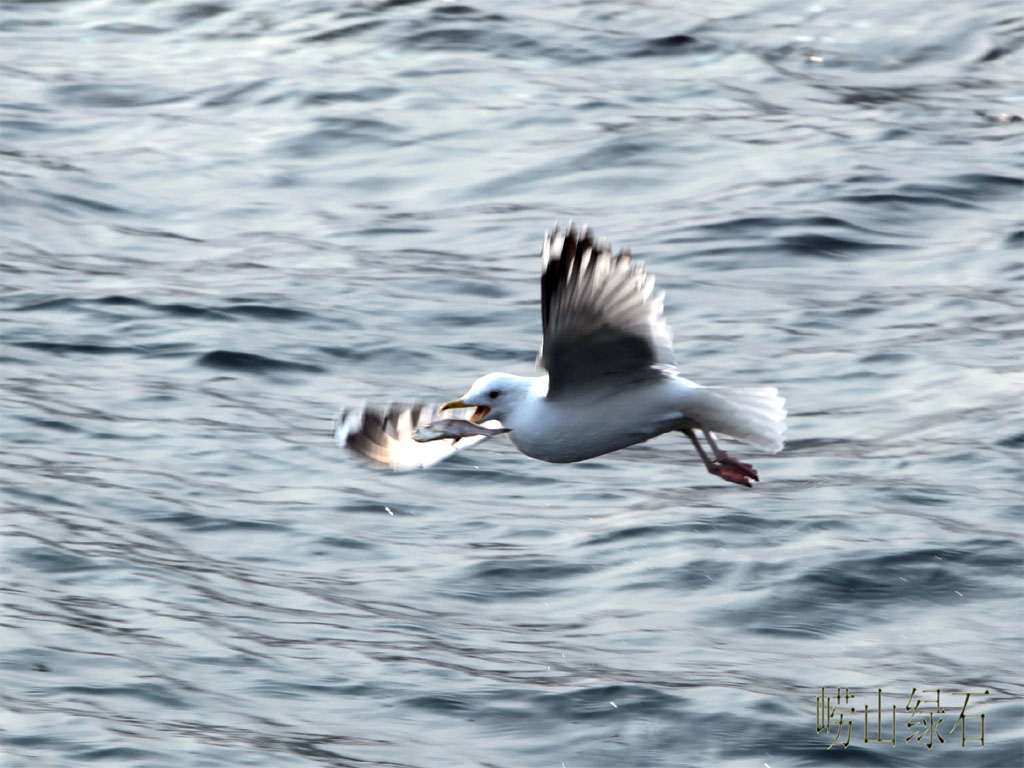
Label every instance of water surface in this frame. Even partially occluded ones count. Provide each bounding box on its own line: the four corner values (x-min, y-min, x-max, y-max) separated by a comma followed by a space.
2, 1, 1022, 766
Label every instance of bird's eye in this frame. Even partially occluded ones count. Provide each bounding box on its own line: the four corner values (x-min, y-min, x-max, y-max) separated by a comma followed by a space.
488, 390, 500, 399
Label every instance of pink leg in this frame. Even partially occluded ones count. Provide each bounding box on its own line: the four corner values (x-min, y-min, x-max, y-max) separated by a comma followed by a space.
682, 427, 759, 487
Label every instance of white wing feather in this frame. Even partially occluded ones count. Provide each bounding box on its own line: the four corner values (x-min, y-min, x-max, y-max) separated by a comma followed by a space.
334, 403, 502, 471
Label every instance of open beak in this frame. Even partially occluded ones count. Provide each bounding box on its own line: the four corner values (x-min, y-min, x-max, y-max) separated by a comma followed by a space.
440, 398, 490, 423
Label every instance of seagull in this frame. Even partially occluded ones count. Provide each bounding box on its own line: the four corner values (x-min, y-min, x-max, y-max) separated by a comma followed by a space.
335, 225, 786, 486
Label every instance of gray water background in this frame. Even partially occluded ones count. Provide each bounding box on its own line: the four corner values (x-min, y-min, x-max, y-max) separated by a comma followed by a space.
2, 1, 1022, 766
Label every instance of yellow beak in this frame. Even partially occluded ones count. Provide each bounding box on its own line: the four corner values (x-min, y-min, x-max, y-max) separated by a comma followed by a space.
440, 398, 491, 423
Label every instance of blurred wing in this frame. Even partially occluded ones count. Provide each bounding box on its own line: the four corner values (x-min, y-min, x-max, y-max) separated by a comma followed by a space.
539, 224, 676, 398
334, 402, 501, 471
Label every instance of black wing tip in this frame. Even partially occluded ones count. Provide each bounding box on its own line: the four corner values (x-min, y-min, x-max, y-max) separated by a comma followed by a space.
541, 223, 636, 327
543, 223, 633, 269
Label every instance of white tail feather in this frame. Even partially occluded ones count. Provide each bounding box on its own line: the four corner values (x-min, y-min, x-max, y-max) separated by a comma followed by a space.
686, 386, 787, 453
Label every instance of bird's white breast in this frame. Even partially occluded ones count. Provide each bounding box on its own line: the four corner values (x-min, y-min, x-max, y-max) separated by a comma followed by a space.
504, 376, 699, 463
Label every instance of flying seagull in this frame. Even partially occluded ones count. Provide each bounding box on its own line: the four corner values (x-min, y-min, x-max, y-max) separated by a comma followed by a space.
335, 225, 786, 486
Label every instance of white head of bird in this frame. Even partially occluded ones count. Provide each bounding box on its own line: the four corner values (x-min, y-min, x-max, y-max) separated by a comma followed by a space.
440, 372, 537, 424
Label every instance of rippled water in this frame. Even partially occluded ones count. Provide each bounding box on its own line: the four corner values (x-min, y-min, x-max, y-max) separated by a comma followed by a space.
2, 1, 1022, 766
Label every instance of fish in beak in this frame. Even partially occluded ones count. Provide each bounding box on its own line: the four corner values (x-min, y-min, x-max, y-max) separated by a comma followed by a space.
413, 419, 510, 443
439, 398, 490, 423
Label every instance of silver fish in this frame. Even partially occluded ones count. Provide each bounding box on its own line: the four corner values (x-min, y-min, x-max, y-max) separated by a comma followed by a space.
412, 419, 510, 443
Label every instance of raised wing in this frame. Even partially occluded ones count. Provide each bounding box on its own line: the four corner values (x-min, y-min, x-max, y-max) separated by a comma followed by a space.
539, 225, 676, 398
334, 402, 501, 471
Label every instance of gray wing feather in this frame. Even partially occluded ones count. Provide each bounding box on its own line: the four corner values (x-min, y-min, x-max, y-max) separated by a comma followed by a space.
334, 402, 499, 470
538, 224, 676, 398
